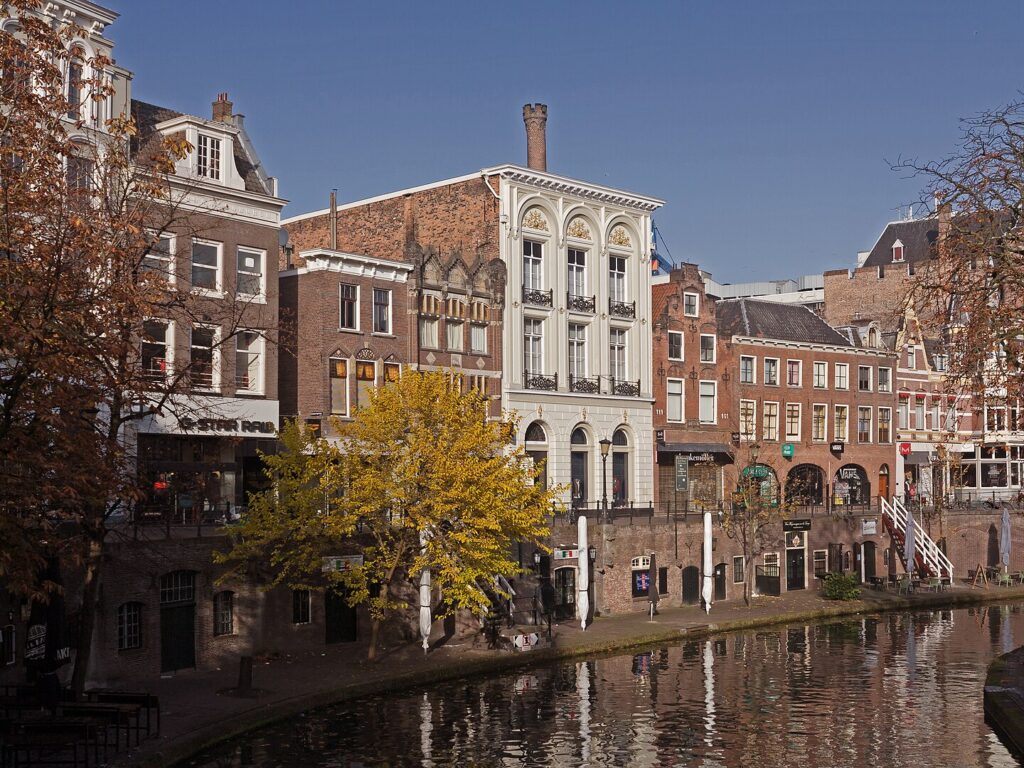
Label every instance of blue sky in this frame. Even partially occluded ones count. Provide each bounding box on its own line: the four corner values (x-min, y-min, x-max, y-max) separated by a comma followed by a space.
111, 1, 1023, 283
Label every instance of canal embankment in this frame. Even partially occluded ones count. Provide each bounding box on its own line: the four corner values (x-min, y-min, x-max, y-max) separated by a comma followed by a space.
985, 642, 1024, 757
123, 583, 1024, 768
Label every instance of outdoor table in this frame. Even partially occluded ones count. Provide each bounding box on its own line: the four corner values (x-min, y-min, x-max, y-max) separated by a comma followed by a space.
869, 576, 886, 591
84, 691, 159, 736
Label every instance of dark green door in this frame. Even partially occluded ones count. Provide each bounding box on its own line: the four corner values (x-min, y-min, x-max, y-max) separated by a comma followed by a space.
160, 603, 195, 672
786, 549, 806, 591
325, 588, 357, 644
682, 566, 700, 605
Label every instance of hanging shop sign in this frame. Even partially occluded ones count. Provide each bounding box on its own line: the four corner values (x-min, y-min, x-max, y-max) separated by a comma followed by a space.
674, 455, 689, 492
781, 443, 795, 459
830, 442, 845, 454
862, 519, 877, 535
553, 548, 578, 561
899, 442, 912, 457
322, 555, 363, 573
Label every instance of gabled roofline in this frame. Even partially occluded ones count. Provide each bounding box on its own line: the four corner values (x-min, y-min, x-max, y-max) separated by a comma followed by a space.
863, 213, 938, 263
282, 164, 665, 225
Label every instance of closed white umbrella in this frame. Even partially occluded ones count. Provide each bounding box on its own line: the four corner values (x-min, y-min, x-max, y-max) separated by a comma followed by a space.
419, 568, 431, 653
1001, 507, 1012, 571
703, 639, 716, 749
904, 502, 916, 577
577, 661, 592, 763
577, 515, 589, 631
702, 510, 713, 614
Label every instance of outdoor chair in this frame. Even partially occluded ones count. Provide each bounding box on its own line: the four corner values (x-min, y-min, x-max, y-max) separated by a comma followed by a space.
926, 577, 942, 592
897, 575, 913, 595
996, 571, 1014, 587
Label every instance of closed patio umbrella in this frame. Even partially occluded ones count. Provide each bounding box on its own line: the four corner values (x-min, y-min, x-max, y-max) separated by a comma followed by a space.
24, 558, 71, 674
577, 516, 589, 631
419, 568, 431, 653
904, 503, 916, 577
702, 510, 713, 614
1001, 507, 1012, 572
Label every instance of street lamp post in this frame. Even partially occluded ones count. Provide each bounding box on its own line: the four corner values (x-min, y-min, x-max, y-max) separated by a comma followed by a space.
600, 437, 612, 519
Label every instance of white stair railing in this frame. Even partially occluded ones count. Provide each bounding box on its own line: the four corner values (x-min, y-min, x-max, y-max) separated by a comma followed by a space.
880, 497, 954, 580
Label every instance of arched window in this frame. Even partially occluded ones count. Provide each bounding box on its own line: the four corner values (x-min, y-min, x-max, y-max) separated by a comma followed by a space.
525, 421, 548, 490
570, 426, 590, 507
213, 591, 234, 636
117, 602, 143, 650
868, 328, 878, 348
571, 427, 588, 445
66, 46, 85, 119
612, 427, 631, 506
525, 422, 547, 443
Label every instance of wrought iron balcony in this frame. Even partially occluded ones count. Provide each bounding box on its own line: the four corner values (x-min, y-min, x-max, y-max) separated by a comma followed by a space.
569, 374, 601, 394
525, 371, 558, 391
610, 377, 641, 397
609, 298, 636, 319
522, 286, 553, 308
566, 292, 596, 314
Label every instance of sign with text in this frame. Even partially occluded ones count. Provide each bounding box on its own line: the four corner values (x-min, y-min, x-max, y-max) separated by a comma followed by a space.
782, 519, 811, 532
138, 395, 279, 438
782, 443, 795, 459
674, 455, 689, 492
830, 442, 845, 454
553, 548, 578, 561
862, 519, 877, 536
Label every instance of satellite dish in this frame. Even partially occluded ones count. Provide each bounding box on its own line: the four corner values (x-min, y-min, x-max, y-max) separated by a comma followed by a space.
278, 227, 290, 248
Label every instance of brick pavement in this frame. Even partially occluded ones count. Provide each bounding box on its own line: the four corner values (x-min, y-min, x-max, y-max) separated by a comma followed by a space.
119, 581, 1024, 767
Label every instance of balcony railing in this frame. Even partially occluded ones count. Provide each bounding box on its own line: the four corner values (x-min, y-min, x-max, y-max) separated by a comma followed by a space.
190, 367, 215, 389
566, 292, 596, 314
610, 377, 641, 397
609, 298, 636, 319
525, 371, 558, 391
522, 286, 553, 308
569, 374, 601, 394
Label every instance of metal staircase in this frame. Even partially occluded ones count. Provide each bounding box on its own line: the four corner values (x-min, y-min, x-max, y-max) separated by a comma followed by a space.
880, 497, 954, 580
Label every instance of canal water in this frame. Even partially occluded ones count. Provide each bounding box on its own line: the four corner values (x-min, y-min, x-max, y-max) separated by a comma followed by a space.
186, 603, 1024, 768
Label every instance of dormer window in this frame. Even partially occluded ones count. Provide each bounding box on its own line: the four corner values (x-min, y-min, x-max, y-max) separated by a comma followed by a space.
891, 239, 904, 263
197, 134, 221, 180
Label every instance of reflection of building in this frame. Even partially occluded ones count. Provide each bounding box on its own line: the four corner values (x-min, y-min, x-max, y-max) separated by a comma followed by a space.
283, 105, 663, 508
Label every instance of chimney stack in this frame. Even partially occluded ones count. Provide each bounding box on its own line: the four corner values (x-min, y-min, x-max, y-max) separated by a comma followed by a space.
212, 92, 233, 123
523, 103, 548, 172
329, 190, 338, 251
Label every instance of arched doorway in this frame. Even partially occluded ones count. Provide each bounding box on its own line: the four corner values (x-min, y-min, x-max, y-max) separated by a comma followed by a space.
681, 566, 700, 605
524, 421, 548, 490
611, 427, 631, 506
879, 464, 890, 500
834, 464, 870, 507
740, 463, 779, 505
570, 426, 590, 507
786, 464, 824, 506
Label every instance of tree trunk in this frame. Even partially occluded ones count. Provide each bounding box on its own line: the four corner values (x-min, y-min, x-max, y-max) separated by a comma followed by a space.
743, 557, 756, 608
367, 618, 381, 662
70, 536, 103, 694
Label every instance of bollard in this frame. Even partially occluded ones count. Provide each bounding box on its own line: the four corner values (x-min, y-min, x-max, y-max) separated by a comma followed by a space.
237, 655, 253, 692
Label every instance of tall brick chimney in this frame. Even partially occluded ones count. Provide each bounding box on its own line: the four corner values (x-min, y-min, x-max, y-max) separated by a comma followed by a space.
523, 103, 548, 172
212, 92, 233, 122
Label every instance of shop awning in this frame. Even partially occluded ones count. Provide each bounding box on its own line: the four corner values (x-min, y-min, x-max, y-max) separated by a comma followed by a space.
657, 442, 733, 456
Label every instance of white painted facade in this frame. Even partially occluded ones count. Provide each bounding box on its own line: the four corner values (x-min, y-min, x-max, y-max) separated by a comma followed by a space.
490, 166, 664, 507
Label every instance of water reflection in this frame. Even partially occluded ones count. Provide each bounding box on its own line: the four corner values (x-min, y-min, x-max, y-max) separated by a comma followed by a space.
187, 604, 1024, 768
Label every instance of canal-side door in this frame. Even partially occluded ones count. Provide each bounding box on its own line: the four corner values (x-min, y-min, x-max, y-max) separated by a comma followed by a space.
570, 453, 588, 507
714, 563, 727, 601
553, 567, 575, 620
682, 566, 700, 605
863, 541, 877, 581
325, 587, 357, 644
853, 542, 863, 582
159, 571, 196, 673
786, 549, 806, 591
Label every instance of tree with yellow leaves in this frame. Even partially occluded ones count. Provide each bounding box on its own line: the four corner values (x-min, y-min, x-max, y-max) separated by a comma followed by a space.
220, 370, 557, 660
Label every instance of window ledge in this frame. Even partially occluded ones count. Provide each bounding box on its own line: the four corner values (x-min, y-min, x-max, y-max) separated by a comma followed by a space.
372, 332, 396, 339
192, 288, 225, 299
338, 327, 362, 335
236, 294, 267, 305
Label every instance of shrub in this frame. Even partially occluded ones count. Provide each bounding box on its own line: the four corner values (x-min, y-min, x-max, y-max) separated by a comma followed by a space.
822, 573, 861, 601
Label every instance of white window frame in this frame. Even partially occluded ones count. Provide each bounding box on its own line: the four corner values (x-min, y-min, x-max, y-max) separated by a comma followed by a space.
786, 359, 802, 387
683, 292, 699, 317
739, 355, 756, 384
196, 133, 222, 180
667, 330, 684, 362
372, 288, 392, 335
339, 283, 360, 331
523, 239, 543, 291
524, 317, 544, 375
739, 399, 757, 440
569, 322, 587, 379
698, 380, 717, 425
878, 406, 892, 443
235, 246, 266, 300
905, 345, 917, 370
858, 365, 873, 393
785, 402, 802, 441
666, 378, 684, 423
567, 247, 587, 298
470, 322, 487, 354
764, 552, 780, 568
234, 330, 265, 395
141, 318, 175, 382
811, 403, 828, 442
764, 357, 780, 386
834, 363, 849, 390
329, 357, 349, 417
419, 316, 439, 349
143, 231, 176, 284
699, 334, 717, 364
190, 238, 223, 296
610, 327, 627, 381
190, 324, 221, 391
857, 406, 873, 443
812, 361, 827, 389
732, 555, 745, 584
445, 318, 464, 351
762, 401, 779, 441
834, 404, 849, 442
878, 367, 892, 393
813, 549, 828, 576
609, 254, 627, 304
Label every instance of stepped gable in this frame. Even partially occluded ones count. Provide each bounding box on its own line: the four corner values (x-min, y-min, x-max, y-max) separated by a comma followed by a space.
862, 217, 939, 268
717, 298, 853, 347
130, 99, 268, 195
